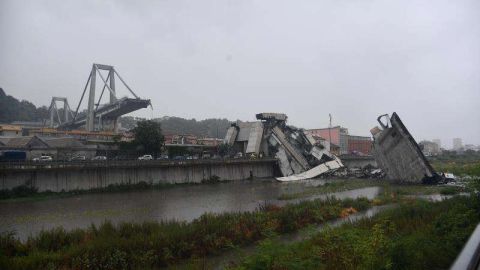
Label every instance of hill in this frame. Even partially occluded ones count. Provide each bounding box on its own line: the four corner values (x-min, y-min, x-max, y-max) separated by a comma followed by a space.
120, 116, 233, 138
0, 88, 49, 123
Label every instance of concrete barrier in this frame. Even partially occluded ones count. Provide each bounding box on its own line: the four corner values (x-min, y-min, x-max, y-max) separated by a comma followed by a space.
0, 159, 277, 192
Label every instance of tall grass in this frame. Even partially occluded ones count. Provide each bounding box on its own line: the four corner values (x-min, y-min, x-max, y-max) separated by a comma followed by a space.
230, 195, 480, 270
0, 197, 371, 270
432, 160, 480, 176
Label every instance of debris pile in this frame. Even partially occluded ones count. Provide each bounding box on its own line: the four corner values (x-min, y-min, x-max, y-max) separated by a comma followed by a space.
224, 113, 343, 181
330, 166, 385, 179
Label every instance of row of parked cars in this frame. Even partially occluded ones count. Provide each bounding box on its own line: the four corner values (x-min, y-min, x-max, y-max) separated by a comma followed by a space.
137, 154, 238, 161
32, 155, 108, 162
137, 154, 208, 160
31, 152, 250, 162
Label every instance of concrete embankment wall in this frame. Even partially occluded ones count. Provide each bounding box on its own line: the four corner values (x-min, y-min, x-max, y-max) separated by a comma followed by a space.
0, 159, 277, 192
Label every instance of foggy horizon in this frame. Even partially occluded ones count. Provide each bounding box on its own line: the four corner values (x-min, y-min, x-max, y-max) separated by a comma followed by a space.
1, 0, 479, 148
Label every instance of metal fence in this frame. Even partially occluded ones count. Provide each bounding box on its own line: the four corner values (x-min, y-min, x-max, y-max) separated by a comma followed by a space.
451, 223, 480, 270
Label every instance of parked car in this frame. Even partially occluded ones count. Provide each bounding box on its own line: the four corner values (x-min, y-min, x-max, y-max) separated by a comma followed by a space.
156, 154, 169, 160
92, 156, 107, 161
70, 155, 86, 161
173, 155, 186, 160
138, 155, 153, 160
233, 152, 243, 159
34, 156, 53, 162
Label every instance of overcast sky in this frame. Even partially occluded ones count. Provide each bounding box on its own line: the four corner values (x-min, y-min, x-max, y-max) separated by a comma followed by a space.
1, 0, 479, 148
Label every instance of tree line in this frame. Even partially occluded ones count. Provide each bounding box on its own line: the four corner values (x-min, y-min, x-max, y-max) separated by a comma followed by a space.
0, 88, 49, 123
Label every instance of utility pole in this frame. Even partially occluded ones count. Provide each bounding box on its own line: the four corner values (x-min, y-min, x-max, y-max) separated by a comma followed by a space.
328, 114, 332, 151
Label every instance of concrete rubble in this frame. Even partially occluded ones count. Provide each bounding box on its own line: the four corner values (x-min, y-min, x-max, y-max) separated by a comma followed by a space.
331, 165, 385, 179
370, 112, 440, 184
224, 113, 343, 181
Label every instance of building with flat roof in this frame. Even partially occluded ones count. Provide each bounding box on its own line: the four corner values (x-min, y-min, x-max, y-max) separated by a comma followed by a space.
307, 126, 349, 154
0, 135, 98, 160
347, 135, 372, 155
433, 139, 441, 149
0, 125, 22, 137
307, 127, 372, 155
453, 138, 463, 151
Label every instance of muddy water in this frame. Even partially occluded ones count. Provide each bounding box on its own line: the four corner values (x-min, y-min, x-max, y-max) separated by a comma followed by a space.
0, 178, 380, 240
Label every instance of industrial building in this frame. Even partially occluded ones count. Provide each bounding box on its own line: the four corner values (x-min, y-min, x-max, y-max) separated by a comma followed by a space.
0, 135, 99, 160
0, 125, 22, 137
307, 127, 372, 155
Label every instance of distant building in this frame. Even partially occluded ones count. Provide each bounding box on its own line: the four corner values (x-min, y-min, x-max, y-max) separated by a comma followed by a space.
310, 134, 340, 155
347, 135, 372, 156
0, 125, 22, 137
419, 140, 441, 156
453, 138, 463, 151
433, 139, 441, 149
164, 134, 198, 145
29, 128, 117, 142
307, 126, 349, 154
307, 127, 372, 155
197, 137, 223, 146
0, 135, 97, 160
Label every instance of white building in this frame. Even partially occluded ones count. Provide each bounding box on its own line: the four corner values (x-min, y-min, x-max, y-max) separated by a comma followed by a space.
453, 138, 463, 151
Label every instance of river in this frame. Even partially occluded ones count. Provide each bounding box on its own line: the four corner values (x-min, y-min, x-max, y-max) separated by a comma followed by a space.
0, 178, 381, 241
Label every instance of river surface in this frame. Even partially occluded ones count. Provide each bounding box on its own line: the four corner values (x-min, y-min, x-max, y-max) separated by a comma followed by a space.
0, 178, 381, 241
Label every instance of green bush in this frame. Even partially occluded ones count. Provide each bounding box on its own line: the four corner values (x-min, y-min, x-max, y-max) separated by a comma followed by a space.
231, 196, 480, 270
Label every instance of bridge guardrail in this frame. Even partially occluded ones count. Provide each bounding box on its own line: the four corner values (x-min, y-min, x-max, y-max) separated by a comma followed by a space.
0, 157, 277, 171
451, 223, 480, 270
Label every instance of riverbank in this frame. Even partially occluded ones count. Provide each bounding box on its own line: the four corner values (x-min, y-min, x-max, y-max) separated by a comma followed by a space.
277, 179, 465, 200
0, 180, 214, 202
0, 178, 475, 269
229, 195, 480, 270
0, 197, 374, 270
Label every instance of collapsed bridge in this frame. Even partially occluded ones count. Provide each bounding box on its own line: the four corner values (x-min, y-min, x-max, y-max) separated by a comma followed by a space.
49, 64, 151, 132
224, 113, 344, 181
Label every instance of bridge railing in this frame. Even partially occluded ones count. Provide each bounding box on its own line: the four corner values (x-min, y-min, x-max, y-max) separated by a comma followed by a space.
451, 223, 480, 270
0, 157, 277, 170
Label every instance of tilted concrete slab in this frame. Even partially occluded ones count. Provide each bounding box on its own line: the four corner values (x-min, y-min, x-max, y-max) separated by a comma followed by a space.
371, 112, 439, 183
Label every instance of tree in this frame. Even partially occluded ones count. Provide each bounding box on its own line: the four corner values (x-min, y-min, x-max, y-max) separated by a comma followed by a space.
218, 143, 232, 157
132, 120, 165, 157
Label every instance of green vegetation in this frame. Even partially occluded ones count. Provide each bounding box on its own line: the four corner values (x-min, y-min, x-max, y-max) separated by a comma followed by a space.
0, 88, 49, 123
230, 196, 480, 270
0, 197, 371, 270
131, 120, 165, 156
431, 160, 480, 176
0, 185, 39, 200
121, 116, 232, 138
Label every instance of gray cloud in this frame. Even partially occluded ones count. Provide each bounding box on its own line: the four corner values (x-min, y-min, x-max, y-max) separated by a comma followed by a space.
1, 0, 479, 148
